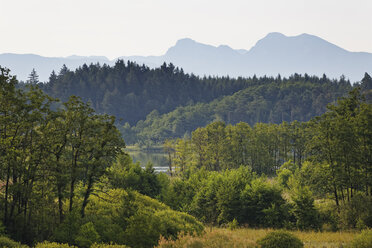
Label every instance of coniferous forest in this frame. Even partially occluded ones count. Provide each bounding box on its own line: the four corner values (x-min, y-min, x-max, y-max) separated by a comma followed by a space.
1, 63, 372, 248
37, 61, 357, 145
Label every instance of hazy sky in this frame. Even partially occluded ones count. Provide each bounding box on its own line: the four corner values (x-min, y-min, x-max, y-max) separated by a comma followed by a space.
1, 0, 371, 59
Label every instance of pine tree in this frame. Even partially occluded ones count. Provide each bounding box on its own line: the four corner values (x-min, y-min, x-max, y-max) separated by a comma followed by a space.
27, 68, 39, 84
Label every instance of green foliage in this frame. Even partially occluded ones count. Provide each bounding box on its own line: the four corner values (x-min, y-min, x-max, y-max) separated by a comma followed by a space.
53, 211, 82, 245
240, 177, 288, 228
307, 88, 372, 207
291, 186, 321, 230
35, 241, 76, 248
108, 154, 161, 198
165, 121, 310, 175
227, 219, 239, 230
347, 229, 372, 248
338, 194, 372, 229
297, 161, 333, 198
0, 64, 370, 247
159, 177, 195, 212
42, 61, 252, 129
132, 76, 352, 144
316, 200, 339, 231
257, 230, 304, 248
276, 161, 296, 189
90, 244, 129, 248
161, 166, 294, 229
0, 236, 28, 248
156, 87, 372, 232
75, 222, 100, 248
277, 168, 293, 189
0, 67, 125, 244
188, 167, 256, 225
83, 189, 204, 248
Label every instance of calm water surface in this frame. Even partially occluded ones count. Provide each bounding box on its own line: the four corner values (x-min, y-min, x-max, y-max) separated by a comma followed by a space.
126, 150, 169, 173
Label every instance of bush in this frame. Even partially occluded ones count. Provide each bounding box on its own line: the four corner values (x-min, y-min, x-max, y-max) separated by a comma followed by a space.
53, 211, 82, 245
0, 236, 28, 248
240, 177, 288, 228
348, 229, 372, 248
227, 219, 239, 230
35, 241, 76, 247
108, 154, 162, 198
257, 230, 303, 248
316, 199, 339, 231
291, 186, 321, 230
339, 194, 372, 229
75, 222, 100, 248
84, 189, 204, 248
91, 244, 129, 248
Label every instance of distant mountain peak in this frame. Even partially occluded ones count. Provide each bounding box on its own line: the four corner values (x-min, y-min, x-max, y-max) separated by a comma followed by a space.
1, 32, 371, 82
265, 32, 287, 38
249, 32, 348, 55
261, 32, 324, 42
298, 33, 313, 37
175, 38, 196, 46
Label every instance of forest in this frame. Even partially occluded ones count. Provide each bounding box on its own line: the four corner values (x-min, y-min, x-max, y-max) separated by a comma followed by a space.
0, 64, 372, 247
31, 61, 362, 145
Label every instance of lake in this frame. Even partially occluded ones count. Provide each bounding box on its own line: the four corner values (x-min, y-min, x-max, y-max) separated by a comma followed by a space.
126, 149, 169, 173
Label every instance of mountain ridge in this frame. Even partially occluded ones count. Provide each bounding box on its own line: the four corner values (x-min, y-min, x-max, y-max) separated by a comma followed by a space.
1, 33, 371, 82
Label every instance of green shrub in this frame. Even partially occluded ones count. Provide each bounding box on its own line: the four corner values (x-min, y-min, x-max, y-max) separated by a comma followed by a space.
257, 230, 304, 248
53, 211, 82, 245
291, 186, 321, 230
240, 177, 288, 228
348, 229, 372, 248
34, 241, 76, 247
0, 236, 28, 247
227, 218, 239, 230
75, 222, 100, 248
316, 199, 339, 231
84, 189, 204, 248
277, 168, 293, 189
339, 194, 372, 229
108, 154, 162, 198
91, 244, 129, 248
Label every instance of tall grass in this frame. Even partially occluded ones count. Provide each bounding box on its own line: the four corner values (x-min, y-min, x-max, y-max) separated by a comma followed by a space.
157, 228, 357, 248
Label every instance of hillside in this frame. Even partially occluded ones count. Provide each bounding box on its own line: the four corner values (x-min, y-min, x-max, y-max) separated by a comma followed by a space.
126, 74, 353, 145
40, 61, 253, 125
32, 61, 370, 145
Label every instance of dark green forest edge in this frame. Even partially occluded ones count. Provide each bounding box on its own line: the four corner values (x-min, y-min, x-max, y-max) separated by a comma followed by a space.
37, 61, 355, 145
0, 63, 371, 247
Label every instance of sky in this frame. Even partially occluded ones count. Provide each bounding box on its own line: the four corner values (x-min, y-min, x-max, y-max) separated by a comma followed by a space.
1, 0, 372, 60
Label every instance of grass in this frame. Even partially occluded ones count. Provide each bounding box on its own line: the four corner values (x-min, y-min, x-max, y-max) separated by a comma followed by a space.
156, 228, 358, 248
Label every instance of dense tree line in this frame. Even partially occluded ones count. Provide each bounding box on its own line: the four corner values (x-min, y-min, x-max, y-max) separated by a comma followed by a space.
0, 68, 202, 247
125, 74, 356, 145
163, 121, 307, 175
40, 61, 254, 125
33, 61, 365, 146
154, 87, 372, 229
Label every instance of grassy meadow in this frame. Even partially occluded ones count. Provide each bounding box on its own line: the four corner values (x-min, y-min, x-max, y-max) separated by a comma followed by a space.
157, 228, 357, 248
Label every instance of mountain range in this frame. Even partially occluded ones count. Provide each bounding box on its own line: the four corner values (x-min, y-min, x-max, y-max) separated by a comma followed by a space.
1, 32, 371, 82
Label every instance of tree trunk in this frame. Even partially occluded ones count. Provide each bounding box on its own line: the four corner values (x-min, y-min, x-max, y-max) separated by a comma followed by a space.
81, 176, 93, 218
